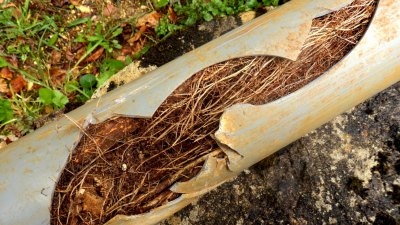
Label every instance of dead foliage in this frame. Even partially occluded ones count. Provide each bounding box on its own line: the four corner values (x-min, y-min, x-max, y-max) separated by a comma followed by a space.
51, 0, 377, 224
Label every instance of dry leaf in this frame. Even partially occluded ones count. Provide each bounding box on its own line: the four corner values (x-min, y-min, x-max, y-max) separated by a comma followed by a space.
1, 67, 13, 80
116, 55, 126, 62
86, 47, 104, 62
127, 25, 147, 44
49, 68, 67, 85
75, 48, 86, 61
168, 7, 177, 24
8, 75, 27, 97
103, 2, 115, 17
71, 0, 79, 6
80, 12, 91, 18
136, 11, 160, 28
12, 7, 21, 19
121, 45, 133, 56
71, 43, 84, 53
66, 51, 74, 61
50, 49, 62, 64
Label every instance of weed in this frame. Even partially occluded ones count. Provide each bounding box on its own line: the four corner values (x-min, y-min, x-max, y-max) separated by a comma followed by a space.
133, 43, 150, 59
155, 0, 278, 37
0, 99, 13, 123
155, 15, 183, 37
74, 20, 123, 54
65, 58, 126, 102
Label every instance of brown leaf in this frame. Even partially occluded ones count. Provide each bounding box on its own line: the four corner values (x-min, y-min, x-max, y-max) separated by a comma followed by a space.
1, 67, 13, 80
71, 43, 84, 53
71, 0, 79, 6
75, 48, 86, 61
66, 51, 74, 61
12, 7, 21, 19
86, 47, 104, 62
103, 2, 115, 17
3, 56, 18, 72
10, 56, 18, 68
8, 75, 27, 97
80, 12, 91, 18
127, 25, 147, 44
50, 49, 62, 64
136, 11, 160, 28
49, 68, 67, 85
168, 7, 177, 24
116, 55, 126, 62
121, 45, 133, 56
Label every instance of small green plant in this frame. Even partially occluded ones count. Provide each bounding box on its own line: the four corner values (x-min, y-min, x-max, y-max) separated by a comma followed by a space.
66, 74, 98, 102
38, 88, 69, 109
157, 0, 170, 8
74, 19, 123, 54
155, 15, 183, 37
155, 0, 278, 37
96, 59, 126, 87
133, 44, 150, 59
0, 0, 61, 55
0, 99, 13, 124
65, 58, 126, 102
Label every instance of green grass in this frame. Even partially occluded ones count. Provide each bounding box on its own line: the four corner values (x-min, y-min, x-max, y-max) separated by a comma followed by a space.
0, 0, 281, 137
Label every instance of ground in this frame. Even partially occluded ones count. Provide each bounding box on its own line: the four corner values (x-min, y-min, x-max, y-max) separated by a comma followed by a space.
158, 82, 400, 224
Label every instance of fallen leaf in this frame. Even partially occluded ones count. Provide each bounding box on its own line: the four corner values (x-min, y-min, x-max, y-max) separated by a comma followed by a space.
103, 2, 115, 17
71, 0, 79, 6
5, 137, 12, 144
136, 11, 160, 28
50, 49, 62, 64
49, 68, 67, 85
127, 25, 147, 44
16, 35, 22, 44
66, 51, 75, 61
12, 7, 21, 19
116, 55, 125, 62
86, 47, 104, 62
80, 12, 91, 18
120, 22, 129, 28
168, 7, 177, 24
1, 67, 13, 80
71, 43, 84, 53
121, 45, 133, 56
8, 75, 27, 97
75, 48, 86, 61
